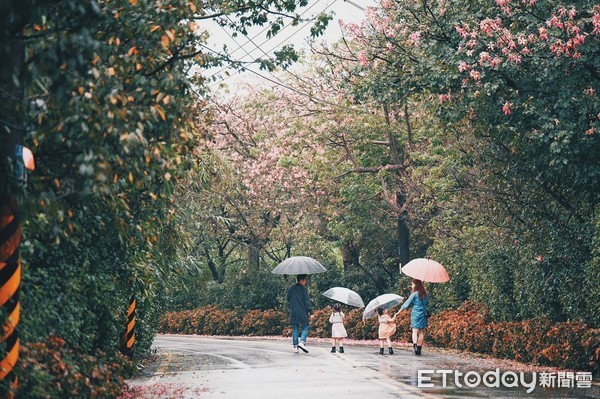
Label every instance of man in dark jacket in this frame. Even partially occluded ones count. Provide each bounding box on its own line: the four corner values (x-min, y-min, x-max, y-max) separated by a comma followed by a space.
287, 274, 313, 353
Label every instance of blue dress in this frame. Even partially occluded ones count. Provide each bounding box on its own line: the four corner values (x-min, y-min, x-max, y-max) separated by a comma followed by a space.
401, 292, 429, 329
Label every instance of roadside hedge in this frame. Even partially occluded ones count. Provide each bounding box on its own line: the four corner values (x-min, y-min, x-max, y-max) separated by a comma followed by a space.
16, 336, 132, 399
159, 301, 598, 373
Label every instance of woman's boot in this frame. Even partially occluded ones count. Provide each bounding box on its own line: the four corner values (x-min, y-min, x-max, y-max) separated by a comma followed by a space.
379, 348, 384, 355
416, 346, 422, 355
388, 347, 394, 355
413, 343, 418, 355
331, 347, 336, 353
339, 347, 344, 353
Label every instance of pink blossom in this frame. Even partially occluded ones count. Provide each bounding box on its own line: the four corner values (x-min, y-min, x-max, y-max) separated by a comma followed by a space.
536, 255, 543, 262
502, 101, 513, 115
357, 51, 369, 67
470, 69, 481, 81
455, 23, 472, 39
458, 61, 470, 72
584, 87, 596, 97
546, 15, 564, 30
507, 53, 522, 63
538, 27, 549, 41
496, 0, 512, 12
479, 51, 492, 65
518, 36, 529, 46
592, 6, 600, 35
408, 31, 422, 47
586, 128, 596, 136
480, 18, 501, 37
438, 92, 452, 103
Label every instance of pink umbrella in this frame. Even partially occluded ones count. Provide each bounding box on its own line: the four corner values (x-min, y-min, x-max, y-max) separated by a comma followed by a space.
22, 146, 35, 171
401, 258, 450, 283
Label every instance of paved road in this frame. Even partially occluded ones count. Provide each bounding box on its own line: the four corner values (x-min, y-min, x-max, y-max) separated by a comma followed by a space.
124, 335, 598, 399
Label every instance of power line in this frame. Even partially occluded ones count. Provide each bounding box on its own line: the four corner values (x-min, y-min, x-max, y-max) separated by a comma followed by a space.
200, 1, 372, 116
202, 44, 371, 117
205, 0, 327, 80
210, 0, 338, 88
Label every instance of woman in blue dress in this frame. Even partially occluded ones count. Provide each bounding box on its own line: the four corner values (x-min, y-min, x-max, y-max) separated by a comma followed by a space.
397, 279, 429, 355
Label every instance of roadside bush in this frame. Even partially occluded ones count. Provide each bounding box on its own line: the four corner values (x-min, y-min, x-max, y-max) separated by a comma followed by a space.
428, 302, 598, 372
17, 336, 132, 398
240, 309, 287, 336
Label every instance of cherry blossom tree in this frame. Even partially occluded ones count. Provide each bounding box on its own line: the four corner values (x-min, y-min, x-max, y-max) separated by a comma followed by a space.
325, 0, 600, 322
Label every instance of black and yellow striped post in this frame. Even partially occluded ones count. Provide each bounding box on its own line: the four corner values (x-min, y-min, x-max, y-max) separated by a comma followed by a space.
121, 295, 136, 358
0, 200, 20, 398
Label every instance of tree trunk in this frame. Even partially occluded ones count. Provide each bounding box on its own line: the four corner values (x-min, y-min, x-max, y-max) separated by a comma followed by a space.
383, 104, 411, 267
340, 241, 360, 272
396, 191, 410, 267
247, 243, 261, 273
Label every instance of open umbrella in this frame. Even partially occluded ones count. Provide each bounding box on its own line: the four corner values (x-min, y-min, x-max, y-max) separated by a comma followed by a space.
322, 287, 364, 308
401, 258, 450, 283
271, 256, 327, 275
362, 293, 404, 320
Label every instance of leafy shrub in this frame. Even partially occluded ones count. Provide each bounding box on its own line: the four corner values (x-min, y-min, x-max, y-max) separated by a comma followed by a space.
240, 309, 287, 336
428, 302, 598, 372
17, 336, 132, 398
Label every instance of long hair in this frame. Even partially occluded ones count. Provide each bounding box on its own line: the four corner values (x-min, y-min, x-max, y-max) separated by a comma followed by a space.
412, 279, 427, 300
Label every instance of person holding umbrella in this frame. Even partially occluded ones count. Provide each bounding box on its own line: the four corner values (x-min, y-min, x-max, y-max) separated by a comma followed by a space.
397, 278, 429, 355
287, 274, 313, 353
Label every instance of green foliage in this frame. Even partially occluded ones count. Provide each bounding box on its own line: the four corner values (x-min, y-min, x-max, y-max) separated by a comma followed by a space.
0, 0, 331, 395
17, 336, 132, 399
587, 209, 600, 327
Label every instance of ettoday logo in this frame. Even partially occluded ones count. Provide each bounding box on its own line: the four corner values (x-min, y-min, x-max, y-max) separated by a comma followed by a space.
418, 369, 593, 393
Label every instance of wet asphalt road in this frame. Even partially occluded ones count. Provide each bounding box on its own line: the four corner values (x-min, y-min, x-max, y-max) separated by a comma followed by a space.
125, 335, 599, 399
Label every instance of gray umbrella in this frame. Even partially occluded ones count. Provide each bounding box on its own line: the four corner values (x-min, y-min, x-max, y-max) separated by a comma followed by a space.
323, 287, 365, 307
271, 256, 327, 275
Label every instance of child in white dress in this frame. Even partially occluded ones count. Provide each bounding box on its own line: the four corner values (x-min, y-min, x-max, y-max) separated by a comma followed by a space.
329, 303, 348, 353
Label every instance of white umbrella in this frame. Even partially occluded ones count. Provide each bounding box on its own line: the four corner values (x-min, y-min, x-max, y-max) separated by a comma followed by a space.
271, 256, 327, 275
362, 293, 404, 320
322, 287, 365, 307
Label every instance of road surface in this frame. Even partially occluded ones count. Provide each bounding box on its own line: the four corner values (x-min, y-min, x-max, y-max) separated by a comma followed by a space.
124, 335, 598, 399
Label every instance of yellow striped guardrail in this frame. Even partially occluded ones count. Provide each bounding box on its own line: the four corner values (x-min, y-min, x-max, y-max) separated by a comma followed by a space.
121, 295, 136, 357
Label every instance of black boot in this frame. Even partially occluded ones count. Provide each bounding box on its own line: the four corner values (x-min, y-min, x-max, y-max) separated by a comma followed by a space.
413, 343, 418, 355
379, 348, 384, 355
331, 347, 336, 353
416, 346, 422, 356
339, 347, 344, 353
388, 347, 394, 355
